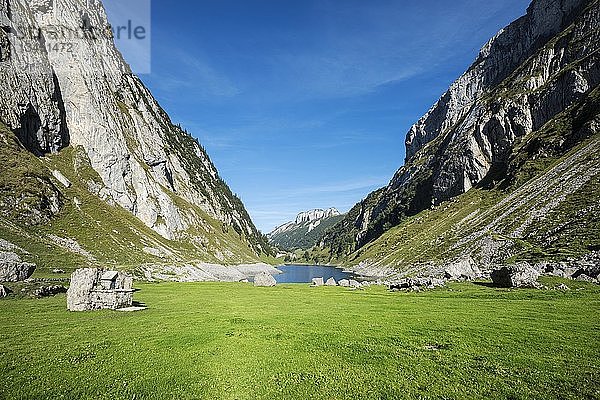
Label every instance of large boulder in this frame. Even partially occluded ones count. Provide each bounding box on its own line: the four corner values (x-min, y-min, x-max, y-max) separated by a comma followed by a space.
67, 268, 134, 311
0, 252, 36, 282
311, 277, 324, 287
444, 257, 481, 280
0, 284, 11, 298
338, 279, 350, 287
253, 272, 277, 287
491, 264, 540, 288
67, 269, 101, 311
325, 277, 337, 286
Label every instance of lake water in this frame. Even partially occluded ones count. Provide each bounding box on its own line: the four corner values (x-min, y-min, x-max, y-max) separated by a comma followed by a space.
274, 265, 355, 284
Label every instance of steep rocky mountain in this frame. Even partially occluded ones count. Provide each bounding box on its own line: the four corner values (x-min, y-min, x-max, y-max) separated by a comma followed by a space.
319, 0, 600, 271
268, 208, 343, 250
0, 0, 272, 272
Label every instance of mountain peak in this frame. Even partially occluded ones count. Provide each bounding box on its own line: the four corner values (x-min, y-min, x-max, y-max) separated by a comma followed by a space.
295, 208, 340, 224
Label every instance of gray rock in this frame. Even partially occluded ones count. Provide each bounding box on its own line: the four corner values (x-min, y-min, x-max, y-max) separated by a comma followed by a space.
52, 269, 65, 274
555, 283, 570, 291
140, 263, 281, 283
253, 272, 277, 287
389, 277, 446, 291
338, 279, 350, 287
311, 277, 324, 287
349, 280, 361, 288
575, 274, 596, 283
444, 257, 481, 280
67, 268, 134, 311
52, 170, 71, 188
572, 265, 600, 280
0, 252, 36, 282
325, 277, 337, 286
0, 284, 11, 298
491, 264, 540, 288
47, 235, 95, 262
34, 285, 67, 298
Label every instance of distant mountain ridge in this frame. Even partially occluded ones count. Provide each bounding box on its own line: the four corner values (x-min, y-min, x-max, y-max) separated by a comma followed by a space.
269, 208, 343, 250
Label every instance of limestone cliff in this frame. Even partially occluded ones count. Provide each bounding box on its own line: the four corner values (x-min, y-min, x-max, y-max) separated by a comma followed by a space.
321, 0, 599, 263
0, 0, 271, 268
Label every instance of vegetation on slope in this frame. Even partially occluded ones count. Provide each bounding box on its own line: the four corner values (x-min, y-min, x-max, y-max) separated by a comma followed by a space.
1, 280, 598, 399
0, 122, 62, 225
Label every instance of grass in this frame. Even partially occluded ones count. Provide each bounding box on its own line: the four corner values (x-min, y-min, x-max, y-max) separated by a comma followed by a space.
1, 281, 599, 399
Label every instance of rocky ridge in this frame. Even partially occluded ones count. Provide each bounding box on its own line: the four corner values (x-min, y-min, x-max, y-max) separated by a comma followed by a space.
319, 0, 600, 267
0, 0, 272, 269
269, 208, 343, 250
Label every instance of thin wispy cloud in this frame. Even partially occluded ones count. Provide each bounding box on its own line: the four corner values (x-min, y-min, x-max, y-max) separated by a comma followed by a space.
251, 177, 390, 202
284, 177, 389, 196
151, 49, 240, 98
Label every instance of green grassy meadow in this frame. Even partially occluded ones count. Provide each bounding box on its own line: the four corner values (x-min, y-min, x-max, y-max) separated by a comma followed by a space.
1, 280, 599, 400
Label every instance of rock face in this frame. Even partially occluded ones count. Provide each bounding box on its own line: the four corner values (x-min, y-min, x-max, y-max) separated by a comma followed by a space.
295, 208, 340, 224
491, 264, 541, 288
253, 272, 277, 287
0, 0, 270, 261
311, 277, 324, 287
321, 0, 600, 262
0, 252, 36, 282
444, 258, 482, 281
268, 208, 343, 250
0, 284, 11, 298
67, 268, 134, 311
0, 0, 69, 155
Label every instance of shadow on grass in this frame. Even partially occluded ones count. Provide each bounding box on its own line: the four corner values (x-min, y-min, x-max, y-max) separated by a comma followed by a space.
471, 281, 501, 288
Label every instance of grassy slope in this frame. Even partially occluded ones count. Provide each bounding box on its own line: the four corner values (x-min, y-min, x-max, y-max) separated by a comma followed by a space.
0, 280, 599, 399
336, 140, 600, 270
0, 122, 275, 276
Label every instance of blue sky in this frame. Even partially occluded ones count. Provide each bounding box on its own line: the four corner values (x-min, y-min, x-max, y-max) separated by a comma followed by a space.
111, 0, 531, 232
